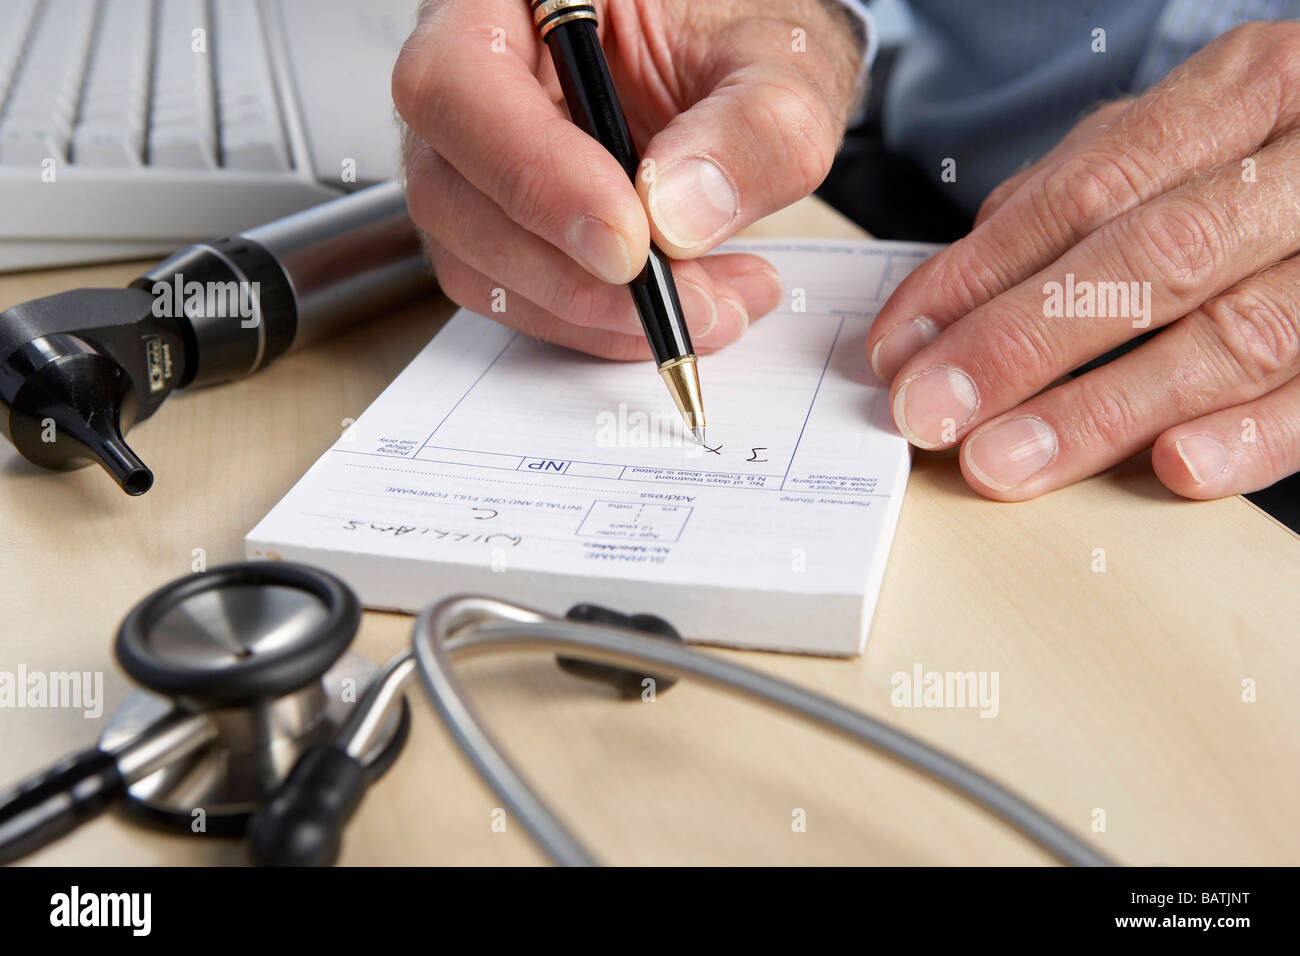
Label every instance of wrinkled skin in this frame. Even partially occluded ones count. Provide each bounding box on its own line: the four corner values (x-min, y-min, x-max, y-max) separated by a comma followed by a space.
865, 23, 1300, 501
397, 6, 1300, 502
393, 0, 862, 358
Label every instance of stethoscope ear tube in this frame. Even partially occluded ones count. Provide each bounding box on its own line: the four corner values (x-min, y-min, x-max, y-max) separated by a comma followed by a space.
246, 697, 413, 867
0, 748, 123, 865
246, 743, 369, 867
0, 708, 216, 864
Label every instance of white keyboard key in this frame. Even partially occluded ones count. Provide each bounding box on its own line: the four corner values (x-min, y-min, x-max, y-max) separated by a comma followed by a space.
148, 0, 218, 168
72, 0, 153, 166
150, 126, 218, 169
72, 123, 145, 168
0, 123, 66, 166
0, 0, 97, 164
213, 0, 291, 170
0, 2, 38, 104
222, 127, 290, 171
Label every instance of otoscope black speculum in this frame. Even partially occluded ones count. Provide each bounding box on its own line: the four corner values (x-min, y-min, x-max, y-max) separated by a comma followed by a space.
0, 181, 435, 496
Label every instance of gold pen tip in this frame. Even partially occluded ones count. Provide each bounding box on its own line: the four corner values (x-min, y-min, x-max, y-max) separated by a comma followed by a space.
658, 356, 707, 446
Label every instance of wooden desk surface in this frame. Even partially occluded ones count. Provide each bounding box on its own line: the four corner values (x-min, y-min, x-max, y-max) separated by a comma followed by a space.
2, 197, 1297, 866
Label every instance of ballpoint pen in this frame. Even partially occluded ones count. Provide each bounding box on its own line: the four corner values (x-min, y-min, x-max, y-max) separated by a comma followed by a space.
530, 0, 708, 444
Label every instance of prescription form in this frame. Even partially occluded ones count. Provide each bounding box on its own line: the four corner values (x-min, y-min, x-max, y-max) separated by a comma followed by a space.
247, 239, 939, 655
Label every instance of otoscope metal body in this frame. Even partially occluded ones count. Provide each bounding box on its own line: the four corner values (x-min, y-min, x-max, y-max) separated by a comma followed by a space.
0, 181, 435, 494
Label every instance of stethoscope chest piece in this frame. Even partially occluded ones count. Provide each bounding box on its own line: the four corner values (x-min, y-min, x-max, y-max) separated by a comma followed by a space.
101, 562, 408, 834
0, 562, 411, 864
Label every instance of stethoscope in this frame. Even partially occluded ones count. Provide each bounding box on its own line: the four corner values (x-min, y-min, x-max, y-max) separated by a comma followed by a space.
0, 561, 1113, 866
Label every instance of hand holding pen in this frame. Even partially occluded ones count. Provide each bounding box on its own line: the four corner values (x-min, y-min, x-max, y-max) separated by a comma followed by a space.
392, 0, 866, 387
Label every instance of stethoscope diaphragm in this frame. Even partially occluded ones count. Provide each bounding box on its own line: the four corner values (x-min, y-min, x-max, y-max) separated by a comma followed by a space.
115, 561, 361, 708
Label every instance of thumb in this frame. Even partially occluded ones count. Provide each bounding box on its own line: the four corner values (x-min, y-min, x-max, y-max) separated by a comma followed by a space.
636, 13, 862, 258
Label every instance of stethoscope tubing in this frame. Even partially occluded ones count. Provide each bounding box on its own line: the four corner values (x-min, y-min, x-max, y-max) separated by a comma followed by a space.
412, 601, 1114, 868
0, 581, 1114, 868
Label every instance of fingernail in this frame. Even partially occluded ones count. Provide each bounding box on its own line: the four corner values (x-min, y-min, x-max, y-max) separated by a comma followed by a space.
1176, 434, 1228, 483
726, 267, 783, 314
872, 315, 940, 382
647, 156, 739, 248
675, 278, 718, 338
892, 366, 978, 448
698, 295, 748, 346
567, 216, 632, 284
965, 416, 1058, 490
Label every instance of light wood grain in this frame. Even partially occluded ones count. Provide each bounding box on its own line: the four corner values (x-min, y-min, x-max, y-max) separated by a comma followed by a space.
1, 197, 1296, 866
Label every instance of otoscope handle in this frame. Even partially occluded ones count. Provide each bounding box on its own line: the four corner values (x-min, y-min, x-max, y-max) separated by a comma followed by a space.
247, 743, 367, 866
132, 180, 435, 388
241, 180, 435, 351
0, 748, 122, 864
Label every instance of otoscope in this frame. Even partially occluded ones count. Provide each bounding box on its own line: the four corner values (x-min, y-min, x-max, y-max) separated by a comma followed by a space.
0, 181, 436, 495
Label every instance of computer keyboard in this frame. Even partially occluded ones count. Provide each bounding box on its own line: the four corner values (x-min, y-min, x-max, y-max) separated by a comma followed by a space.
0, 0, 412, 271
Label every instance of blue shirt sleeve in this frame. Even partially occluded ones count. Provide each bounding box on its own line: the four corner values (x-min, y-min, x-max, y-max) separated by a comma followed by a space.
879, 0, 1300, 213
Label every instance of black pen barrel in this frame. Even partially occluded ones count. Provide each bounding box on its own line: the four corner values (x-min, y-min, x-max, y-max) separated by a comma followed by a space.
543, 18, 694, 364
631, 247, 693, 360
544, 18, 637, 178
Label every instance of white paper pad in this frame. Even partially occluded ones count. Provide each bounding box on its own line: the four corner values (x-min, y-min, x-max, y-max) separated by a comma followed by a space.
247, 239, 939, 655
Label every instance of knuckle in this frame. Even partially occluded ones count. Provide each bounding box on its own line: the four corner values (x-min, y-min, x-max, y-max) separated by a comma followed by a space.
401, 145, 436, 221
975, 180, 1015, 224
1277, 19, 1300, 51
495, 140, 555, 231
403, 167, 430, 229
1124, 198, 1226, 299
1203, 286, 1300, 382
404, 151, 465, 243
491, 123, 569, 231
538, 269, 597, 324
518, 313, 553, 346
1068, 378, 1148, 449
391, 2, 444, 118
390, 45, 429, 122
425, 248, 483, 311
972, 316, 1061, 394
1242, 20, 1300, 67
1041, 153, 1143, 237
587, 332, 650, 362
429, 259, 471, 307
745, 78, 836, 196
399, 123, 422, 171
1165, 336, 1231, 420
1257, 405, 1300, 474
924, 240, 1010, 315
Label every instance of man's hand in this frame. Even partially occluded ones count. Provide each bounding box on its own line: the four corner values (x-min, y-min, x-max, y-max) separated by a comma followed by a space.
865, 22, 1300, 501
393, 0, 863, 359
